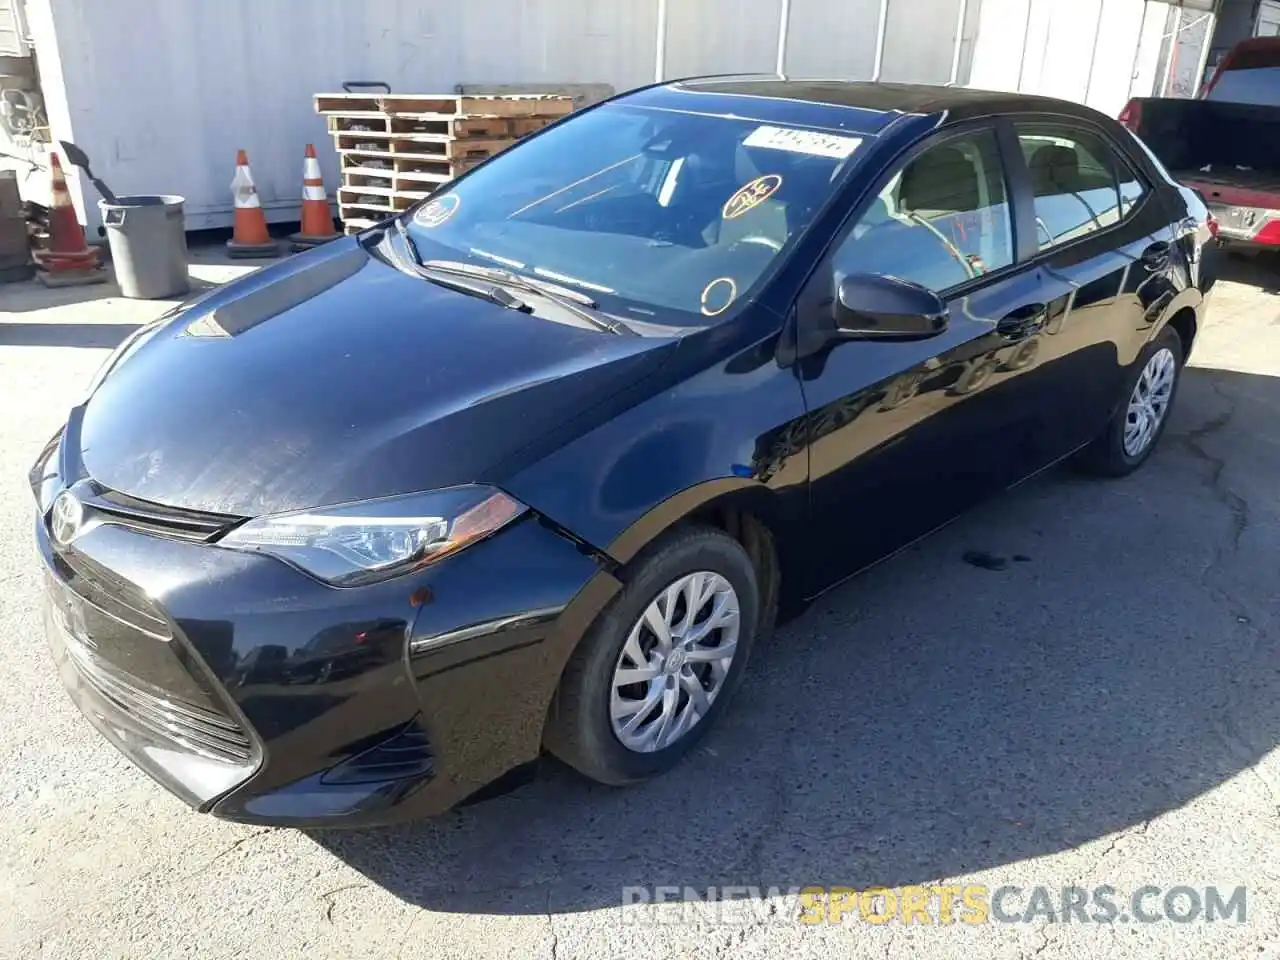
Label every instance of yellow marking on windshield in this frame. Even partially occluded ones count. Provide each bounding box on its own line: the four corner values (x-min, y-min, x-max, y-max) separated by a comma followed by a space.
700, 277, 738, 317
723, 174, 783, 220
508, 154, 643, 219
556, 184, 619, 214
417, 193, 461, 228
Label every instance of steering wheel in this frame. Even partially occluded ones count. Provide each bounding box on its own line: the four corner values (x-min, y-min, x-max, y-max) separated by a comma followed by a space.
728, 235, 784, 253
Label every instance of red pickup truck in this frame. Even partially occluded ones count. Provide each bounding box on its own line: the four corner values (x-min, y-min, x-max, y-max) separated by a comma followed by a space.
1120, 36, 1280, 250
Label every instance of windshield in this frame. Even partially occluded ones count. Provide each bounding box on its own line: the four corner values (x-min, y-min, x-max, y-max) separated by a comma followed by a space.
402, 102, 867, 325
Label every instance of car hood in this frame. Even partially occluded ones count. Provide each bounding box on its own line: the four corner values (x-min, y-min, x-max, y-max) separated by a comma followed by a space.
78, 237, 675, 517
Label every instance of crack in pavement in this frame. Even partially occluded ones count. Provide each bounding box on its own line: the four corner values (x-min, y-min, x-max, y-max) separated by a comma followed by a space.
1171, 384, 1280, 818
1026, 924, 1052, 960
1083, 817, 1153, 880
1174, 382, 1250, 583
544, 888, 559, 960
180, 828, 274, 881
319, 882, 367, 924
395, 911, 421, 960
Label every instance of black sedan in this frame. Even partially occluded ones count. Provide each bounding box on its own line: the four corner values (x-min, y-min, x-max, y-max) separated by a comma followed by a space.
31, 78, 1212, 826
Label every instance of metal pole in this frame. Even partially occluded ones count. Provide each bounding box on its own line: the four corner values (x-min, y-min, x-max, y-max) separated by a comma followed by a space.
654, 0, 668, 82
1191, 10, 1217, 96
1081, 0, 1105, 104
776, 0, 792, 76
1126, 0, 1150, 100
948, 0, 968, 85
1158, 4, 1181, 96
872, 0, 890, 81
1016, 0, 1035, 91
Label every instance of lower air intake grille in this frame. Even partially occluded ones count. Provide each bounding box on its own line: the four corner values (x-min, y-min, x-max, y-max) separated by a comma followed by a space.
65, 639, 253, 764
323, 720, 435, 785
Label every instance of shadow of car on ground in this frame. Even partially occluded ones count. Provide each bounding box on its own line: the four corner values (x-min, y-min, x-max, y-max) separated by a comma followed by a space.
310, 364, 1278, 918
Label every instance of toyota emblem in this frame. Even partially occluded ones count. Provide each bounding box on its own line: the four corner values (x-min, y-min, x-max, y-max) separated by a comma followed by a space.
50, 490, 84, 547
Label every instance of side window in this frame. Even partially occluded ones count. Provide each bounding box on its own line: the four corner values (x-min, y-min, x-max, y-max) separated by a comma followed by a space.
835, 129, 1013, 293
1118, 164, 1147, 217
1016, 126, 1133, 250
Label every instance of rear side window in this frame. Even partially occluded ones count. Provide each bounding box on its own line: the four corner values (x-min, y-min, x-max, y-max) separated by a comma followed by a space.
1206, 45, 1280, 106
1015, 126, 1141, 250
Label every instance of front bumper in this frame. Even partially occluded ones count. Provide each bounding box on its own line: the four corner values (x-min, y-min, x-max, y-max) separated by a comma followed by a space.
34, 465, 618, 827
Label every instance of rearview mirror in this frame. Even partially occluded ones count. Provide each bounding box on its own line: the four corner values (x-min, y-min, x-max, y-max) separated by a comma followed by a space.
834, 273, 948, 340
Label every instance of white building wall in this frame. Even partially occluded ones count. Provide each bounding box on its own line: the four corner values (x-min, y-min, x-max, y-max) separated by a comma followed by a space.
969, 0, 1214, 118
782, 0, 883, 78
24, 0, 1203, 236
664, 0, 783, 77
27, 0, 663, 234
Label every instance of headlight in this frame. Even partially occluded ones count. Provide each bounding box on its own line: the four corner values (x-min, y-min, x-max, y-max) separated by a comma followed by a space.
218, 486, 527, 586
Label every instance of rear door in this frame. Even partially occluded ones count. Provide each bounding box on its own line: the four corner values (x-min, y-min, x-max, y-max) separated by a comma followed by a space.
1006, 120, 1176, 464
795, 124, 1054, 593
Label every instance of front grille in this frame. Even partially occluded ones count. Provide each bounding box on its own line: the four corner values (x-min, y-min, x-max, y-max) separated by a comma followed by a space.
86, 488, 239, 543
63, 637, 253, 764
45, 552, 254, 767
52, 550, 170, 640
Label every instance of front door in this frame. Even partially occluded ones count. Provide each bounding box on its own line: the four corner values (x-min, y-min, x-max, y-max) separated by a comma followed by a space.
794, 125, 1052, 595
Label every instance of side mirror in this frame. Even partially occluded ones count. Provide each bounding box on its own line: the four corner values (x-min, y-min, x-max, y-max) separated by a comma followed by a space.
834, 273, 948, 340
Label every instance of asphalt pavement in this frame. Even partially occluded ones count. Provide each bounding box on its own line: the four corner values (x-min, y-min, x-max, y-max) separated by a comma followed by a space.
0, 251, 1277, 960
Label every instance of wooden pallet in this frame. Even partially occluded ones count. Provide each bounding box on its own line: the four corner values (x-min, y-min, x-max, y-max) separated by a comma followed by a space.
327, 114, 520, 138
314, 93, 574, 118
315, 90, 572, 231
333, 135, 514, 161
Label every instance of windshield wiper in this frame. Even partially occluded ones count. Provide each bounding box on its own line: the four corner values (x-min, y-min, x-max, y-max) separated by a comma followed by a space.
423, 260, 595, 303
421, 260, 635, 336
388, 221, 533, 312
393, 216, 423, 265
414, 266, 533, 312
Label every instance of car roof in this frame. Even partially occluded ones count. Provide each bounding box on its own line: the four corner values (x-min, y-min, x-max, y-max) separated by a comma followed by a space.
663, 76, 1109, 129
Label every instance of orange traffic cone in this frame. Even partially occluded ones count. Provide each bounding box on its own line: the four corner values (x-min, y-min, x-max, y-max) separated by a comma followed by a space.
227, 149, 280, 258
33, 152, 106, 287
290, 144, 338, 251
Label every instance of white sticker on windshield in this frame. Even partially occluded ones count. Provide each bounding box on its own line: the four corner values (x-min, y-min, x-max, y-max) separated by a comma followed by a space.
743, 125, 862, 159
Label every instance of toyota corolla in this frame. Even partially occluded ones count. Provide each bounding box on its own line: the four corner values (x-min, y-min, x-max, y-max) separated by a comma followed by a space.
31, 78, 1212, 826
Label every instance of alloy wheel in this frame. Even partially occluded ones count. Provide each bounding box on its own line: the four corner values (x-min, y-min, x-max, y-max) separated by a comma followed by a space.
1123, 347, 1177, 457
609, 571, 741, 753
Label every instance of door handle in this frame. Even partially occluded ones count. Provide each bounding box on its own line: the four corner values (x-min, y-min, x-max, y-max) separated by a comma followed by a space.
1141, 241, 1172, 268
996, 303, 1048, 341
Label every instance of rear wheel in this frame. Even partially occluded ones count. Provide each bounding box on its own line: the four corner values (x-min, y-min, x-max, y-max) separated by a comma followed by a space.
545, 526, 759, 785
1076, 325, 1183, 477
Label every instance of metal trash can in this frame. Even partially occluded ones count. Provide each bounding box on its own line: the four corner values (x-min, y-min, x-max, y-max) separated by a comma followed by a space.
98, 195, 190, 299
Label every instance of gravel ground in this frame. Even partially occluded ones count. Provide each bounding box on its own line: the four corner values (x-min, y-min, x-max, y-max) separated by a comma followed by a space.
0, 251, 1277, 960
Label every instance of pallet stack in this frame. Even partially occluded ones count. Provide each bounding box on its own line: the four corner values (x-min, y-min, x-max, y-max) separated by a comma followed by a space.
313, 92, 575, 234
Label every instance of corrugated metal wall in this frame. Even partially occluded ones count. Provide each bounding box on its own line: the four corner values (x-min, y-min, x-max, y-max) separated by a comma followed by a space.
968, 0, 1214, 118
24, 0, 1201, 234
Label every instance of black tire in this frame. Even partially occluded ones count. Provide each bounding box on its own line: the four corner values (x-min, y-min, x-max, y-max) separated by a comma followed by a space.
1075, 325, 1184, 477
544, 525, 760, 786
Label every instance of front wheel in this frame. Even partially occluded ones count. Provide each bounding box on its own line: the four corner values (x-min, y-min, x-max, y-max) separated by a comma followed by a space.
544, 526, 759, 786
1076, 325, 1183, 477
